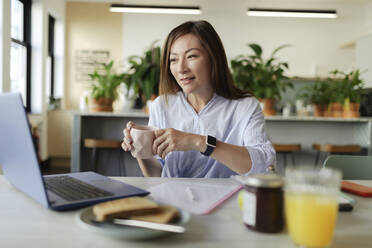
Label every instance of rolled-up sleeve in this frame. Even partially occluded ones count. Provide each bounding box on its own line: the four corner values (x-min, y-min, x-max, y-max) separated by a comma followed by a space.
242, 103, 276, 175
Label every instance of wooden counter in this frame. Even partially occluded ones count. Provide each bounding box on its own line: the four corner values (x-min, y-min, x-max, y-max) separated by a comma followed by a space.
71, 112, 372, 175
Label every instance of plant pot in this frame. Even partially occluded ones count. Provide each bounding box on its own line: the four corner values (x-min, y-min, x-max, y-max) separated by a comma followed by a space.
259, 98, 276, 116
343, 102, 360, 118
90, 98, 114, 112
323, 104, 332, 117
331, 103, 343, 118
313, 104, 326, 117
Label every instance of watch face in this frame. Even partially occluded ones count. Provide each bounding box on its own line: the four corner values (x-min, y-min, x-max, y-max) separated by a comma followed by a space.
207, 135, 216, 147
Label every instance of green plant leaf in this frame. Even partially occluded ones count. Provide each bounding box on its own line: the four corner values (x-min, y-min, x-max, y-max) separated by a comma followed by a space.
231, 43, 291, 100
121, 40, 161, 102
87, 60, 124, 101
248, 43, 262, 57
271, 44, 291, 57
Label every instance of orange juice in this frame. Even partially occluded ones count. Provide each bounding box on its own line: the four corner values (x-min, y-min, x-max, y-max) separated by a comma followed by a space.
285, 192, 338, 247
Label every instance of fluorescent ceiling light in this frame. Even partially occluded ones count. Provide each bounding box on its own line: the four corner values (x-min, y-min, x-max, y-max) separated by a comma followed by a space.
110, 4, 202, 15
247, 8, 337, 19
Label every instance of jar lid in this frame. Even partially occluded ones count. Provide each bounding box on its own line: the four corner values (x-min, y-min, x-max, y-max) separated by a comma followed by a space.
242, 174, 284, 188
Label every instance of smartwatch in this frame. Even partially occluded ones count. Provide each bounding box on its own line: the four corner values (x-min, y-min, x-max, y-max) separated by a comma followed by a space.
201, 135, 217, 156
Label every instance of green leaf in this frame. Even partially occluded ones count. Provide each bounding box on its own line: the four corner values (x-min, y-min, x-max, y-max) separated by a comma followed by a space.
271, 44, 291, 57
231, 43, 291, 100
86, 60, 125, 101
120, 40, 161, 102
248, 43, 262, 57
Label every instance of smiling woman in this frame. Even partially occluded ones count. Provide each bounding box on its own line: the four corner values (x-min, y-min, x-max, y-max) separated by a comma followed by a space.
168, 33, 212, 109
121, 20, 275, 178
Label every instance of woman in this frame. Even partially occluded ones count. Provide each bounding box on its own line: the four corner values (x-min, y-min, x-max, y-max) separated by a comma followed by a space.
122, 20, 275, 177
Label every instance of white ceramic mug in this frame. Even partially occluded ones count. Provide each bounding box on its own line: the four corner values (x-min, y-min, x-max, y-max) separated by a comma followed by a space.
130, 125, 156, 159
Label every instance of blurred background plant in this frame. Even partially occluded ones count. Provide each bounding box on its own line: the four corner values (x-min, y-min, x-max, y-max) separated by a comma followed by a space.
297, 79, 330, 117
230, 43, 293, 100
328, 69, 365, 117
48, 96, 62, 111
330, 69, 365, 103
296, 69, 365, 117
230, 43, 293, 116
88, 60, 125, 112
122, 40, 161, 108
297, 80, 330, 106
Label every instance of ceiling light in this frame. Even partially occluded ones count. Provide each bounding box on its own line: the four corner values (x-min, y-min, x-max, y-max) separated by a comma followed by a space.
110, 4, 202, 15
247, 8, 337, 19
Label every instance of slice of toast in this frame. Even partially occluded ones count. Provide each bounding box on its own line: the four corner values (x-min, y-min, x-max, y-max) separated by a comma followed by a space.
128, 205, 179, 224
93, 197, 159, 221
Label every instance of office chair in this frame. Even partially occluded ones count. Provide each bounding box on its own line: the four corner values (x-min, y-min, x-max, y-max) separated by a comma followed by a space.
313, 144, 361, 166
323, 155, 372, 180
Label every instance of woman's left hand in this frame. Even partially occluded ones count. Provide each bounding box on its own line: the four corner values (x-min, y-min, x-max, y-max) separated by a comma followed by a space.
153, 128, 203, 159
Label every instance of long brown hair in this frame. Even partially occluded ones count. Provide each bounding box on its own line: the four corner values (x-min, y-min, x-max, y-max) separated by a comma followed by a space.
159, 20, 250, 100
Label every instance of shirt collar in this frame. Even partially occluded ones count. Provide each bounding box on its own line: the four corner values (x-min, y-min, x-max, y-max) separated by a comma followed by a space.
180, 91, 219, 116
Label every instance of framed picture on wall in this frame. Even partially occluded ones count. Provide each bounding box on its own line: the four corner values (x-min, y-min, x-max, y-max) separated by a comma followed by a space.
75, 50, 110, 82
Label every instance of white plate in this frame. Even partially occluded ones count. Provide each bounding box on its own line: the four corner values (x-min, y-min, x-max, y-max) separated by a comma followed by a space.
76, 206, 190, 240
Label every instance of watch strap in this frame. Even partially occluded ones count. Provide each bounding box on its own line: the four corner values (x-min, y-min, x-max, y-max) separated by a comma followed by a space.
201, 135, 216, 156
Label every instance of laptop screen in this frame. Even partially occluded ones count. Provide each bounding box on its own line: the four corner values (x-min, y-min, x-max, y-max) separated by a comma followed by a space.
0, 93, 49, 207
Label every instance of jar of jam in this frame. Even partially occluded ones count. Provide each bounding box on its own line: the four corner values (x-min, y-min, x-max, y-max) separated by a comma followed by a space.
240, 174, 284, 233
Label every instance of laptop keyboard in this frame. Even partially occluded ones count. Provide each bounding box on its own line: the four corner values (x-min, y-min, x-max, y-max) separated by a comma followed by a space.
44, 175, 114, 201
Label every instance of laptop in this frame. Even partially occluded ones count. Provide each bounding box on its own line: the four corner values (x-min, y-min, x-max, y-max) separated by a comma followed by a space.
0, 93, 149, 210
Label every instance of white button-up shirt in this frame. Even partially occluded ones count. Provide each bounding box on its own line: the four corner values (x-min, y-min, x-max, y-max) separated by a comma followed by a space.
148, 91, 276, 178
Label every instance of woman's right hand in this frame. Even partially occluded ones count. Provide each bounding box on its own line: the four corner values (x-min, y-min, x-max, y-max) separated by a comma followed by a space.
121, 121, 135, 152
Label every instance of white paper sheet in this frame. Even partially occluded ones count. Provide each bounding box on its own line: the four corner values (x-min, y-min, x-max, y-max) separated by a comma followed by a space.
148, 181, 242, 215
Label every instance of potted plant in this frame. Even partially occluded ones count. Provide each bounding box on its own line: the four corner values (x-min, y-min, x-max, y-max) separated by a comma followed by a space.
324, 71, 345, 117
339, 69, 364, 118
88, 60, 125, 112
123, 41, 161, 112
230, 43, 293, 116
297, 80, 330, 117
326, 69, 364, 118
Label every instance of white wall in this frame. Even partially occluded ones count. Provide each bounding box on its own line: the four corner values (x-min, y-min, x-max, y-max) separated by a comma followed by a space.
65, 2, 123, 110
122, 0, 367, 78
358, 1, 372, 88
363, 1, 372, 33
356, 34, 372, 88
0, 0, 11, 92
49, 1, 66, 101
30, 0, 45, 114
41, 0, 66, 160
30, 0, 65, 113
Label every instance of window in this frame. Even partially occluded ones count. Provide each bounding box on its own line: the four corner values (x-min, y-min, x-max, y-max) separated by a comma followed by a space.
10, 0, 31, 111
46, 15, 55, 100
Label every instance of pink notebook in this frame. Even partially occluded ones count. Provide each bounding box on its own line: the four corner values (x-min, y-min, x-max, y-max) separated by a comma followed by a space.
148, 181, 243, 215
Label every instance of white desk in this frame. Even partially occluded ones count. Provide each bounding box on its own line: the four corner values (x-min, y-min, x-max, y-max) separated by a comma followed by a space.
1, 176, 371, 248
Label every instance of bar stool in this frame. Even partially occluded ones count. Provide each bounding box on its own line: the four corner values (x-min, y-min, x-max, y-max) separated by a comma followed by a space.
84, 139, 125, 175
273, 144, 301, 167
312, 144, 361, 166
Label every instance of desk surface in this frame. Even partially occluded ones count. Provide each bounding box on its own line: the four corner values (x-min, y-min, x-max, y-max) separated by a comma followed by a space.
1, 176, 371, 248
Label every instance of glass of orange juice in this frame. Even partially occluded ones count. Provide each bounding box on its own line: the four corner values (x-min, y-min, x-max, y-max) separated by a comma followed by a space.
285, 167, 341, 248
